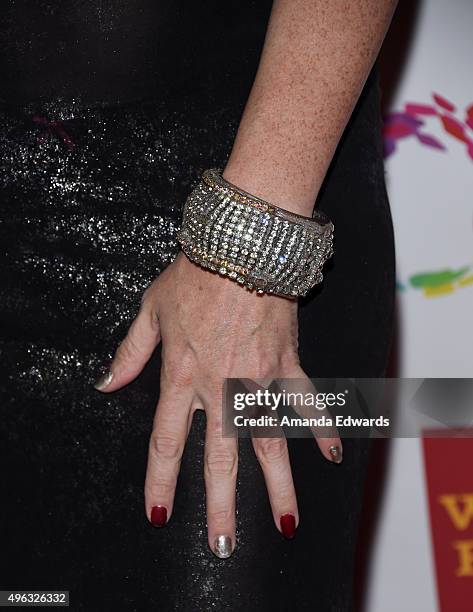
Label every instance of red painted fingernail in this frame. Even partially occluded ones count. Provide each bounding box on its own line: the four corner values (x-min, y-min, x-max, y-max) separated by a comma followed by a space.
280, 513, 296, 539
150, 505, 167, 527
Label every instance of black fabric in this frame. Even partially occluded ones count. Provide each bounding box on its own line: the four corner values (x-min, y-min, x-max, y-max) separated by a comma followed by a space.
0, 3, 395, 611
0, 0, 272, 108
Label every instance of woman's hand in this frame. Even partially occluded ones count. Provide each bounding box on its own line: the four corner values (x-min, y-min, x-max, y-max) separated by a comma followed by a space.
93, 0, 398, 559
95, 251, 342, 557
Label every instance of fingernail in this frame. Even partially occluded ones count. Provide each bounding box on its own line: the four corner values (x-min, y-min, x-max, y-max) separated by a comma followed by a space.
94, 370, 113, 391
150, 505, 167, 527
213, 535, 233, 559
329, 445, 343, 464
280, 513, 296, 539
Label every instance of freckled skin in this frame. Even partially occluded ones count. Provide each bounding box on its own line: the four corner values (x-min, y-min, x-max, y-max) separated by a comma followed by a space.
224, 0, 398, 215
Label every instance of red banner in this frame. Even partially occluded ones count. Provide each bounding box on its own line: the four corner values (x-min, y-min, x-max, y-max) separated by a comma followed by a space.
423, 430, 473, 611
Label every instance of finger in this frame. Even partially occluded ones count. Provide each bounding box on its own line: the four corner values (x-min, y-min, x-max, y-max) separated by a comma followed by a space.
282, 369, 343, 464
204, 397, 238, 559
145, 387, 193, 527
94, 288, 161, 392
253, 433, 298, 539
234, 377, 299, 539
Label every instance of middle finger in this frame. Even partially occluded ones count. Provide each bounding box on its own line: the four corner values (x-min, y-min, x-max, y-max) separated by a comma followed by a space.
203, 392, 239, 559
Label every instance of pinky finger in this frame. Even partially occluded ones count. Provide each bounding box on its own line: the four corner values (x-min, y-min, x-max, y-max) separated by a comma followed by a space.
281, 372, 343, 464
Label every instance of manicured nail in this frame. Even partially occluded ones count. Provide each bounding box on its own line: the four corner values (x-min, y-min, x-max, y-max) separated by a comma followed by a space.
94, 370, 113, 391
329, 445, 343, 464
280, 513, 296, 539
150, 505, 167, 527
213, 535, 233, 559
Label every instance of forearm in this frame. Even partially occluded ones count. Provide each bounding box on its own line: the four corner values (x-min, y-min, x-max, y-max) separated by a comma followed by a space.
223, 0, 398, 216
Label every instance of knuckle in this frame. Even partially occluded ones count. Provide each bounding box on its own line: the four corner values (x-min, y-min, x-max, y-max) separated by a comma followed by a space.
257, 364, 277, 379
170, 367, 194, 389
243, 362, 274, 380
208, 508, 233, 528
145, 478, 174, 500
256, 437, 287, 464
205, 450, 237, 478
207, 408, 224, 431
151, 432, 182, 462
276, 481, 295, 503
279, 352, 301, 374
162, 351, 195, 389
116, 334, 140, 361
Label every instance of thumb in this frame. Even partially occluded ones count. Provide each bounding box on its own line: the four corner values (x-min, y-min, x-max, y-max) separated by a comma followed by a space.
94, 295, 161, 392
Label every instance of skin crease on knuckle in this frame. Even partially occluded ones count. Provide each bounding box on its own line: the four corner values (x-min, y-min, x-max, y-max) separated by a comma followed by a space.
160, 347, 196, 390
151, 431, 183, 462
145, 478, 175, 503
208, 509, 234, 531
116, 334, 143, 363
204, 450, 238, 478
255, 436, 288, 465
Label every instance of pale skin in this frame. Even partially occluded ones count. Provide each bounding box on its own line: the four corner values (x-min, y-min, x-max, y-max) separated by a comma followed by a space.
96, 0, 398, 555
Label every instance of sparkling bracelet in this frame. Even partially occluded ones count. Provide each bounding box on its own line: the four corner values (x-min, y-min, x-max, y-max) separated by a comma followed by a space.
176, 168, 334, 297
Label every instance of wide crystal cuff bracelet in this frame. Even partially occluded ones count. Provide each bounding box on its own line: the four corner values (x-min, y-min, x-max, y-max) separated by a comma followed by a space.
176, 168, 334, 298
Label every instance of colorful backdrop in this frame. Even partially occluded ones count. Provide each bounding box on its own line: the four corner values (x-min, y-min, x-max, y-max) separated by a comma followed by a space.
363, 1, 473, 610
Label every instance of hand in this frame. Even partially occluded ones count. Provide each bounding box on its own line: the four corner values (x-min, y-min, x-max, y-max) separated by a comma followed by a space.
95, 251, 342, 557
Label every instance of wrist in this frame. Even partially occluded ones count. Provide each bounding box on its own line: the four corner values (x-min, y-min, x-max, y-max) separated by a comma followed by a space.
176, 252, 293, 307
222, 160, 320, 218
176, 169, 334, 298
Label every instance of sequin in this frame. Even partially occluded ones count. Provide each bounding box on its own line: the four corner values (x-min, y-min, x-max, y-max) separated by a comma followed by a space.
0, 96, 240, 385
0, 16, 394, 607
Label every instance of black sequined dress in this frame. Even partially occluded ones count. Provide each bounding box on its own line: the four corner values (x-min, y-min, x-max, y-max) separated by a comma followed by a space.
0, 2, 395, 610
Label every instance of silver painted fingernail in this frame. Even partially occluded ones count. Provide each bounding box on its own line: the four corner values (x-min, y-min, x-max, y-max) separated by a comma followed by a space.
213, 535, 233, 559
94, 370, 113, 391
329, 445, 343, 464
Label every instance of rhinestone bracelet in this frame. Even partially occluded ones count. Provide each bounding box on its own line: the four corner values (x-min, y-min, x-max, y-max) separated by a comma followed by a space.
176, 168, 334, 298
